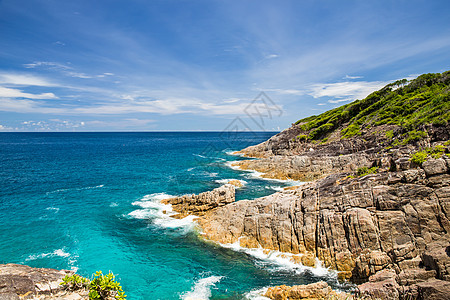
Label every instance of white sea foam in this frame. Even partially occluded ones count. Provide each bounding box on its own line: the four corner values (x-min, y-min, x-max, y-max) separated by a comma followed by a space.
224, 161, 306, 185
110, 202, 119, 207
129, 193, 197, 231
244, 287, 270, 300
214, 179, 247, 188
26, 248, 71, 261
219, 240, 335, 278
181, 275, 223, 300
224, 150, 244, 157
45, 206, 60, 212
268, 186, 284, 192
46, 184, 104, 195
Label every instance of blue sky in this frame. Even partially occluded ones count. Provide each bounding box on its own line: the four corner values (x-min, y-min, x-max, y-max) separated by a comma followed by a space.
1, 0, 450, 131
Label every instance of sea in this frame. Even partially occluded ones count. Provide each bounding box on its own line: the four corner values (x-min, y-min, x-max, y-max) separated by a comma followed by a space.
0, 132, 351, 299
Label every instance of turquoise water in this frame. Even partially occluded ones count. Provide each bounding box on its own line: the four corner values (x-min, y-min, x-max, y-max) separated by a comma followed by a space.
0, 132, 349, 299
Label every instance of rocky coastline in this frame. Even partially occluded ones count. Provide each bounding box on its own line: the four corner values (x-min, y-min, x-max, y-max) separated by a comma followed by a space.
160, 124, 450, 299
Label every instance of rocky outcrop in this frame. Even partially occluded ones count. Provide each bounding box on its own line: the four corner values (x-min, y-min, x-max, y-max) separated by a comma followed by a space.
264, 281, 352, 300
0, 264, 87, 299
161, 184, 235, 218
190, 157, 450, 299
234, 124, 450, 182
232, 152, 373, 181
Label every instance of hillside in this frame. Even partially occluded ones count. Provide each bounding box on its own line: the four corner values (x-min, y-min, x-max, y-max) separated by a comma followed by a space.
296, 71, 450, 142
237, 71, 450, 161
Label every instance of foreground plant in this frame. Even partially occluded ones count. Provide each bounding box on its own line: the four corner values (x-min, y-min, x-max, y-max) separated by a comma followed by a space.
61, 271, 126, 300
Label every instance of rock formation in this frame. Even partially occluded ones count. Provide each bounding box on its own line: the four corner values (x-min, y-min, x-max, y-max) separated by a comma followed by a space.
0, 264, 87, 299
264, 281, 352, 300
161, 184, 235, 218
163, 140, 450, 299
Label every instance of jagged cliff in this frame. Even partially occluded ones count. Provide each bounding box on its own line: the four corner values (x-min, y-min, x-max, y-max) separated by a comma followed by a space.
161, 72, 450, 299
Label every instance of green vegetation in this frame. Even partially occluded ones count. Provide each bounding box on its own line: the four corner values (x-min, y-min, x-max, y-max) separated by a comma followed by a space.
385, 130, 394, 139
410, 151, 428, 166
410, 144, 447, 165
61, 271, 126, 300
356, 166, 379, 177
294, 71, 450, 142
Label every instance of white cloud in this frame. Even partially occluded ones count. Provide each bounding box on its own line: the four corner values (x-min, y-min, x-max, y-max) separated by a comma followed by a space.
23, 61, 70, 70
0, 124, 12, 131
344, 75, 363, 79
308, 81, 388, 102
0, 73, 56, 86
0, 87, 58, 99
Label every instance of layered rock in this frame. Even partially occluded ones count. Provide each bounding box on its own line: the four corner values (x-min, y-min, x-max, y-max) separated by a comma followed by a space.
264, 281, 352, 300
233, 124, 449, 182
163, 156, 450, 298
231, 152, 373, 181
0, 264, 87, 299
161, 184, 235, 218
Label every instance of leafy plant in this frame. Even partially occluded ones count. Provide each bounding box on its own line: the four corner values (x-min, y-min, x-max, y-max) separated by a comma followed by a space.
89, 271, 126, 300
428, 145, 445, 159
410, 151, 428, 166
61, 274, 89, 291
341, 124, 360, 138
61, 271, 126, 300
385, 130, 394, 139
296, 134, 308, 141
356, 166, 378, 177
402, 130, 427, 144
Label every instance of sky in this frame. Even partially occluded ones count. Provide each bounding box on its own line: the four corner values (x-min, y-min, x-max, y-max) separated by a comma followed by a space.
0, 0, 450, 132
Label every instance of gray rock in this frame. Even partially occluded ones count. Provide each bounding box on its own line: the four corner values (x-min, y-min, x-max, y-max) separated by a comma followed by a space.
423, 158, 448, 176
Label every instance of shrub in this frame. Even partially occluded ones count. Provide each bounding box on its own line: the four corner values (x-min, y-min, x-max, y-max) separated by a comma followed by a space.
341, 124, 360, 138
402, 130, 427, 144
356, 166, 378, 177
410, 151, 428, 166
61, 274, 89, 291
385, 130, 394, 139
89, 271, 126, 300
61, 271, 126, 300
428, 145, 445, 159
296, 134, 308, 141
308, 123, 334, 140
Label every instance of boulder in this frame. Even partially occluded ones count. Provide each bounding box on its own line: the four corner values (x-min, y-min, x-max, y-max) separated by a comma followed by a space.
161, 184, 235, 218
423, 158, 448, 177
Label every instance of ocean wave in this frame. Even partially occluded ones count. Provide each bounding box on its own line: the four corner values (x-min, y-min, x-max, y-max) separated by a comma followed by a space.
129, 193, 197, 231
218, 239, 335, 278
224, 150, 244, 157
181, 275, 223, 300
46, 184, 104, 195
26, 248, 71, 261
244, 287, 270, 300
225, 161, 305, 185
267, 186, 284, 192
45, 206, 60, 212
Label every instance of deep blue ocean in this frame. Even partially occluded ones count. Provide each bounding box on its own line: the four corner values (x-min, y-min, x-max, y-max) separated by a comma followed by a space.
0, 132, 349, 299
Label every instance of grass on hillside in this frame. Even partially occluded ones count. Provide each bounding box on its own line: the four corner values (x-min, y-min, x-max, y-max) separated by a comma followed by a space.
294, 71, 450, 142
